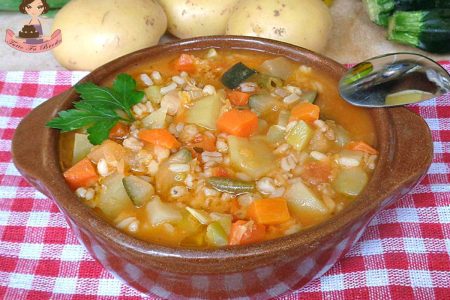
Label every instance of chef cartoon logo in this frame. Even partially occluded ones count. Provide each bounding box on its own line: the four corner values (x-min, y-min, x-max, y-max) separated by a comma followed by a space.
4, 0, 62, 53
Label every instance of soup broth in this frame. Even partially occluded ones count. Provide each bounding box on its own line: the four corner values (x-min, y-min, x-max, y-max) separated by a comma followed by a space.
60, 49, 378, 248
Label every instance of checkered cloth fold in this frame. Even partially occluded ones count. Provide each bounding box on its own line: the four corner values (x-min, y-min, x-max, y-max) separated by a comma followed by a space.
0, 69, 449, 300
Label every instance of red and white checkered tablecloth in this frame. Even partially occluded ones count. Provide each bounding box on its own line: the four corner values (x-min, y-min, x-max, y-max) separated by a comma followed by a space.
0, 68, 449, 300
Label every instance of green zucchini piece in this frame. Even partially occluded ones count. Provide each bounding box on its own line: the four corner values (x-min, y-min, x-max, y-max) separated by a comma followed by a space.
363, 0, 450, 27
123, 175, 155, 207
301, 91, 318, 103
72, 133, 93, 165
387, 10, 450, 54
97, 173, 133, 219
206, 222, 228, 247
257, 74, 283, 90
207, 177, 255, 194
221, 62, 256, 89
209, 212, 232, 235
286, 121, 313, 151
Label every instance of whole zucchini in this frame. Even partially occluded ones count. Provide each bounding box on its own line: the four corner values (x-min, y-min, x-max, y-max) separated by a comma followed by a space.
364, 0, 450, 26
0, 0, 69, 11
387, 9, 450, 54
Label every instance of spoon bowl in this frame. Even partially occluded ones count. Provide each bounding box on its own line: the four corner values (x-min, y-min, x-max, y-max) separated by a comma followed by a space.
339, 53, 450, 107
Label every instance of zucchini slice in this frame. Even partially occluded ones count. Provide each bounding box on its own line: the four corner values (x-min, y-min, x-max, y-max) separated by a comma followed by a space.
221, 62, 256, 89
123, 175, 155, 207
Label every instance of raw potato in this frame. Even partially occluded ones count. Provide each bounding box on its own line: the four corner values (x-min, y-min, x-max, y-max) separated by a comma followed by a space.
158, 0, 239, 38
52, 0, 167, 70
226, 0, 332, 53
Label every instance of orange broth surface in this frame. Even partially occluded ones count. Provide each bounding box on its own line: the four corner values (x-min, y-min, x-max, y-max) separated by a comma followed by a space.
60, 49, 378, 248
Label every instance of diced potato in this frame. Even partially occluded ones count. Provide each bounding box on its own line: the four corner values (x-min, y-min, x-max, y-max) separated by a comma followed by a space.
286, 120, 313, 151
285, 180, 329, 226
88, 140, 126, 163
266, 125, 285, 144
334, 125, 350, 147
260, 57, 296, 80
248, 94, 281, 116
145, 85, 162, 104
142, 107, 168, 129
155, 159, 177, 198
339, 149, 364, 161
146, 197, 183, 226
72, 133, 93, 165
209, 212, 232, 235
333, 167, 368, 196
175, 212, 202, 235
228, 136, 276, 179
186, 94, 222, 130
123, 175, 155, 207
186, 207, 210, 225
161, 90, 181, 116
206, 222, 228, 247
97, 173, 133, 219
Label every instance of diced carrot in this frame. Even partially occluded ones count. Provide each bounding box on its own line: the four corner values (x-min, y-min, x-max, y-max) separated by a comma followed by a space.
190, 133, 216, 152
212, 166, 229, 177
347, 141, 378, 155
247, 198, 291, 225
300, 161, 331, 184
109, 122, 129, 139
289, 102, 320, 123
230, 199, 240, 216
216, 109, 258, 137
138, 129, 180, 150
174, 54, 196, 73
229, 220, 266, 245
63, 158, 99, 191
228, 90, 251, 106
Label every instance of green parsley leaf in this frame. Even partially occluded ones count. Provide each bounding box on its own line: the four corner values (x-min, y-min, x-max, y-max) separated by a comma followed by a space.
46, 73, 144, 145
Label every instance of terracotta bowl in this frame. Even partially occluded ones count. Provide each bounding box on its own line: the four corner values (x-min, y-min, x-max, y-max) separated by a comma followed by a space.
12, 36, 433, 299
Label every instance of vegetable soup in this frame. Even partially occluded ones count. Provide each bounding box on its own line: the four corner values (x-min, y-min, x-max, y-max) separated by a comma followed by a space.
55, 49, 378, 248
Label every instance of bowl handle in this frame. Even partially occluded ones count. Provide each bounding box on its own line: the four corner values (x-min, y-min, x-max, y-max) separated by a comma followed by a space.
382, 107, 433, 205
12, 91, 70, 197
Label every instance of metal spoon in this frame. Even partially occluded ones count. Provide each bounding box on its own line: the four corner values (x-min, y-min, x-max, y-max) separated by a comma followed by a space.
339, 53, 450, 107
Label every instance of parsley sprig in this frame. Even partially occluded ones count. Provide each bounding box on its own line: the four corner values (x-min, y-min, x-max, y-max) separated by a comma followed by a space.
47, 74, 144, 145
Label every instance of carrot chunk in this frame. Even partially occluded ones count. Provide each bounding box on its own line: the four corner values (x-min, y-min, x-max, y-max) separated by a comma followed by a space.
247, 198, 291, 225
228, 90, 251, 106
174, 54, 196, 73
190, 133, 216, 152
289, 102, 320, 123
212, 166, 229, 177
109, 122, 129, 139
229, 220, 266, 245
217, 109, 258, 137
347, 141, 378, 155
63, 158, 98, 191
138, 128, 180, 150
